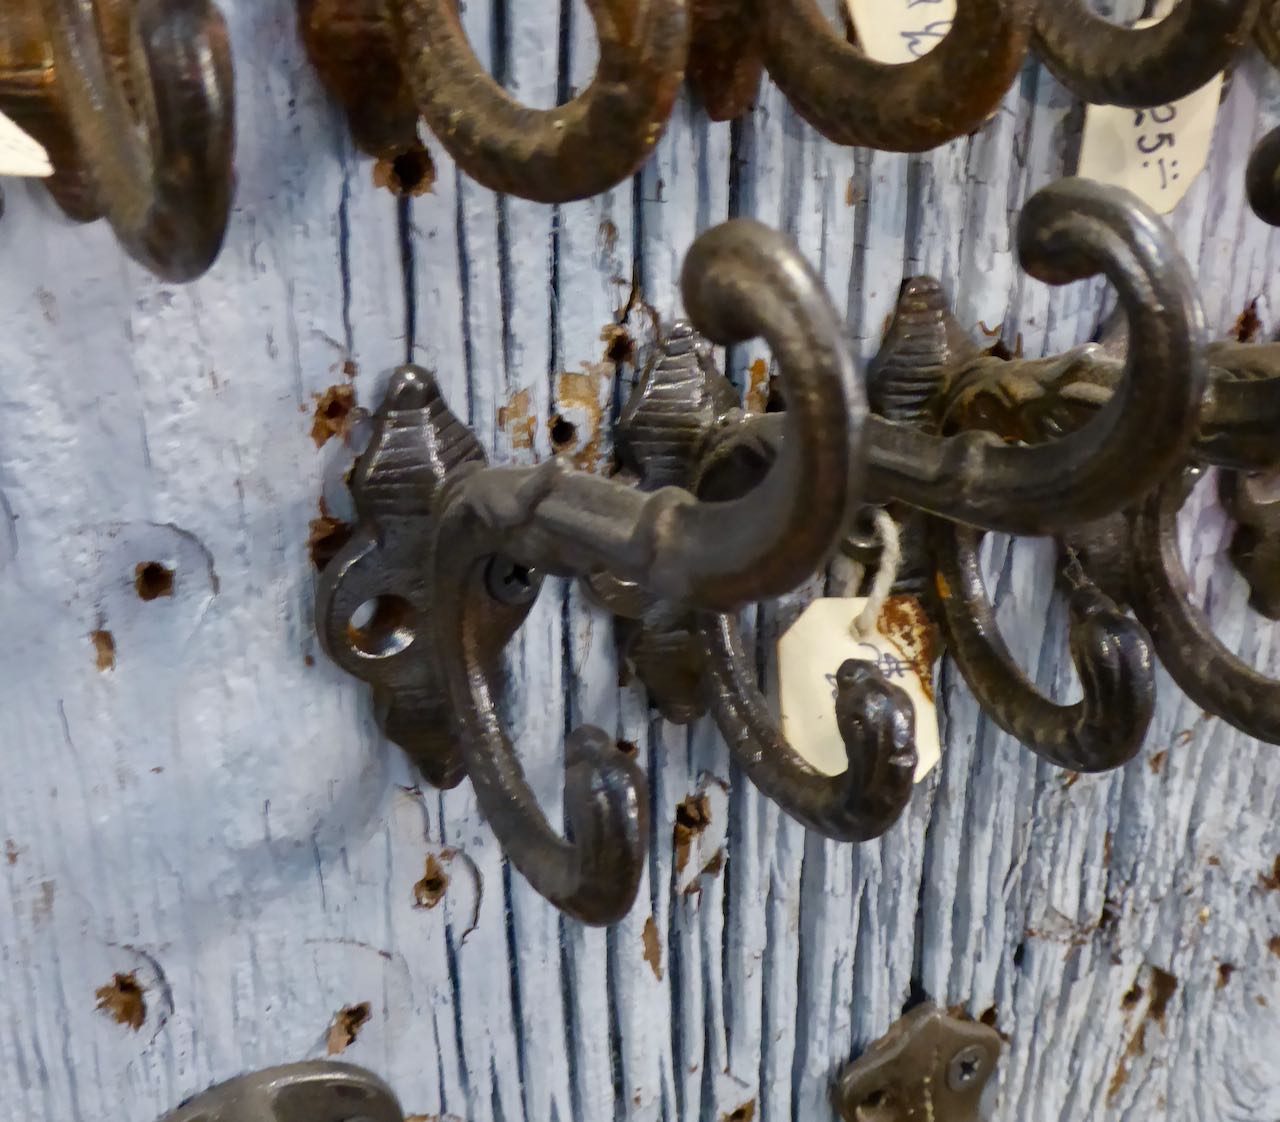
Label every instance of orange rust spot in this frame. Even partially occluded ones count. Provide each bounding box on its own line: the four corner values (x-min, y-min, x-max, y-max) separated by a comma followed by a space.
312, 384, 357, 448
555, 367, 609, 472
878, 594, 940, 700
1260, 855, 1280, 891
721, 1102, 755, 1122
498, 388, 537, 452
95, 973, 146, 1031
373, 143, 437, 197
642, 915, 663, 980
1268, 935, 1280, 957
744, 358, 770, 414
601, 322, 636, 365
91, 629, 116, 671
309, 500, 353, 571
1217, 963, 1235, 989
326, 1002, 372, 1054
673, 793, 712, 874
413, 855, 449, 909
1235, 298, 1262, 343
4, 839, 18, 866
1147, 750, 1167, 774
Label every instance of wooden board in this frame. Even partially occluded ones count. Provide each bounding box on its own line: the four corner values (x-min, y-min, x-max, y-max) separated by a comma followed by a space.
0, 2, 1276, 1120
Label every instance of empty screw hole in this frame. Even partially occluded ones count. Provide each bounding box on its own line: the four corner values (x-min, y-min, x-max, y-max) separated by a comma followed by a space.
347, 595, 415, 658
375, 142, 438, 197
484, 557, 537, 606
135, 562, 175, 601
550, 414, 577, 450
862, 1089, 886, 1108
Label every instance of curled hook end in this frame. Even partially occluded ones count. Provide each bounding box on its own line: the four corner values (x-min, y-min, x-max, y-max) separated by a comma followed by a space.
834, 659, 919, 816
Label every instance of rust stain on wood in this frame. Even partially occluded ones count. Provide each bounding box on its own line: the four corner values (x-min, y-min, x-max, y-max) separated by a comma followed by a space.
1216, 963, 1235, 989
1268, 935, 1280, 957
601, 322, 635, 365
326, 1002, 373, 1054
1147, 750, 1167, 774
312, 384, 357, 448
554, 367, 609, 472
721, 1101, 755, 1122
91, 629, 116, 671
95, 972, 146, 1031
1234, 297, 1262, 343
1259, 855, 1280, 891
642, 915, 662, 980
373, 143, 437, 197
498, 388, 537, 452
673, 793, 712, 875
745, 358, 770, 414
309, 500, 353, 571
413, 855, 449, 909
3, 839, 17, 866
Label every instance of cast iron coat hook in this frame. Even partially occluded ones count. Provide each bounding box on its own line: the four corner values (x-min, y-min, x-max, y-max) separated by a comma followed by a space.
1033, 0, 1258, 108
0, 0, 236, 281
760, 0, 1032, 151
687, 0, 762, 121
863, 178, 1207, 534
319, 219, 867, 922
589, 323, 918, 842
931, 521, 1155, 771
1246, 125, 1280, 227
388, 0, 688, 203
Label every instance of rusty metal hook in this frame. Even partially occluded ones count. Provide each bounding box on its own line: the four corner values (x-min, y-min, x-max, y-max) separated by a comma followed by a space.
319, 220, 867, 921
1033, 0, 1258, 108
760, 0, 1032, 151
386, 0, 688, 202
0, 0, 235, 280
864, 178, 1207, 533
931, 520, 1155, 771
589, 325, 917, 841
687, 0, 762, 121
158, 1061, 405, 1122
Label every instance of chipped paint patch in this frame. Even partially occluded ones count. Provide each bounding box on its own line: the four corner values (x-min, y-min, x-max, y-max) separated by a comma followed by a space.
642, 915, 662, 980
95, 972, 146, 1031
498, 388, 537, 452
413, 855, 449, 909
312, 384, 357, 448
327, 1002, 372, 1054
554, 367, 610, 472
744, 358, 770, 414
91, 629, 116, 671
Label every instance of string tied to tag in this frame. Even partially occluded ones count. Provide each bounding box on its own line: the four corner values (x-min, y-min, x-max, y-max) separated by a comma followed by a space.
830, 508, 902, 639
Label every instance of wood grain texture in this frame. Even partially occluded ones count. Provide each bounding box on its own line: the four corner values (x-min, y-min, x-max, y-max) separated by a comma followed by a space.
0, 2, 1277, 1120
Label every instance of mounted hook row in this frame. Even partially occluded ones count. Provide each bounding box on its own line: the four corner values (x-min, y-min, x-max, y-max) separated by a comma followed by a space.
0, 0, 236, 281
298, 0, 1280, 203
313, 176, 1252, 925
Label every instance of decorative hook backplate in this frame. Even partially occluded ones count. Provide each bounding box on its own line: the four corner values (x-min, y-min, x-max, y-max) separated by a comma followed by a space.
158, 1061, 404, 1122
0, 0, 236, 280
833, 1004, 1003, 1122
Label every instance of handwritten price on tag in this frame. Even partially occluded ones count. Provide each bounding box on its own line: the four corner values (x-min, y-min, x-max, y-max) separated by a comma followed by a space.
845, 0, 957, 64
1076, 14, 1222, 215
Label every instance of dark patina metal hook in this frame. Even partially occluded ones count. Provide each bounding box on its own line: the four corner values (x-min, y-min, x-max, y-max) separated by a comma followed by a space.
865, 178, 1207, 533
1033, 0, 1258, 108
159, 1061, 405, 1122
319, 220, 867, 920
931, 521, 1154, 771
588, 324, 918, 841
0, 0, 236, 281
387, 0, 688, 202
760, 0, 1032, 151
1246, 125, 1280, 227
687, 0, 762, 120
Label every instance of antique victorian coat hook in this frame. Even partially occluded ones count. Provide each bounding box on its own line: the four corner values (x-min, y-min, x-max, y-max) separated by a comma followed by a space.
0, 0, 235, 281
301, 0, 687, 203
317, 219, 874, 922
1033, 0, 1259, 108
758, 0, 1032, 150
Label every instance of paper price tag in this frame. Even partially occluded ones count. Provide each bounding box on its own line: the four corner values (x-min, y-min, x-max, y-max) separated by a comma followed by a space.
1077, 15, 1221, 215
778, 596, 941, 783
0, 110, 52, 178
844, 0, 957, 64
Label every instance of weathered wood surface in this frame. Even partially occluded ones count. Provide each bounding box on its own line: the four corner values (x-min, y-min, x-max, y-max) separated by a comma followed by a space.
0, 2, 1277, 1120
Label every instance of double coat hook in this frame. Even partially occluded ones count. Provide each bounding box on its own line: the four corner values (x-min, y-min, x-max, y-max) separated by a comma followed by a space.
316, 177, 1215, 923
0, 0, 236, 281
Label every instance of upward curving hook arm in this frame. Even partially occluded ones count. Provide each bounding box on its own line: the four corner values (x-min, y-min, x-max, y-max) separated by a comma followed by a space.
1127, 470, 1280, 744
390, 0, 687, 203
760, 0, 1031, 151
931, 521, 1155, 771
699, 613, 917, 839
865, 177, 1207, 533
1033, 0, 1258, 108
39, 0, 235, 281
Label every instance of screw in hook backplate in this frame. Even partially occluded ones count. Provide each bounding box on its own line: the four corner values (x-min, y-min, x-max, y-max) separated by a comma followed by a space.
485, 556, 539, 607
833, 1004, 1003, 1122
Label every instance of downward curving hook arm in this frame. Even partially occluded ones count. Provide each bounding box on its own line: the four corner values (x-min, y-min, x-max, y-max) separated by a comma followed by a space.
390, 0, 687, 202
1246, 125, 1280, 227
39, 0, 235, 280
698, 613, 917, 840
932, 521, 1155, 771
760, 0, 1031, 151
1033, 0, 1258, 108
865, 178, 1207, 533
1127, 470, 1280, 744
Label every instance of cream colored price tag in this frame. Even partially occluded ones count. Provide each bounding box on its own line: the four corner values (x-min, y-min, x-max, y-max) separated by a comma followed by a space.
1077, 15, 1221, 215
0, 110, 52, 178
844, 0, 957, 63
778, 596, 941, 782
